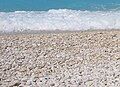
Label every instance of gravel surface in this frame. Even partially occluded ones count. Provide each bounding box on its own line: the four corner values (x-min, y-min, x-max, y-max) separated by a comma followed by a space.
0, 30, 120, 87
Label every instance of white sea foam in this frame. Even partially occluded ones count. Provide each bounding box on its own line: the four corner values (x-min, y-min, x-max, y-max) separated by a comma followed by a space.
0, 9, 120, 32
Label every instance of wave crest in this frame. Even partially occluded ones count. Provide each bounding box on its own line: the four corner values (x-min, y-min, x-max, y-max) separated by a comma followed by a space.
0, 9, 120, 32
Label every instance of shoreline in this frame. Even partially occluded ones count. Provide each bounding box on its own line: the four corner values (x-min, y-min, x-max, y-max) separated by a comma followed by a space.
0, 29, 120, 36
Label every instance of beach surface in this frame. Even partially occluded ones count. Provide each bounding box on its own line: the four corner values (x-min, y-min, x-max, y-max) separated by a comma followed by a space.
0, 30, 120, 87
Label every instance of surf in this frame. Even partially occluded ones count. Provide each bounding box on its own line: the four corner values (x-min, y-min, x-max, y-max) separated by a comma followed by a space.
0, 9, 120, 32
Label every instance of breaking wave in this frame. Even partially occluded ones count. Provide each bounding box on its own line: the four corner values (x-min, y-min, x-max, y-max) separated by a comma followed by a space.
0, 9, 120, 32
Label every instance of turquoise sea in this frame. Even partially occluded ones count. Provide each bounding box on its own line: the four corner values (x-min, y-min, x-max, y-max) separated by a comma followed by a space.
0, 0, 120, 11
0, 0, 120, 32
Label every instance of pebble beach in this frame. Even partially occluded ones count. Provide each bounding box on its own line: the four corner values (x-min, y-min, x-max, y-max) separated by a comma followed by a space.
0, 30, 120, 87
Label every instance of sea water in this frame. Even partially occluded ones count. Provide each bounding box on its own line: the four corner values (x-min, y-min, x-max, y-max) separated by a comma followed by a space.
0, 0, 120, 32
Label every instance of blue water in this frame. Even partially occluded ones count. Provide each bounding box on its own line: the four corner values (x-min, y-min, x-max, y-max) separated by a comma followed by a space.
0, 0, 120, 11
1, 0, 120, 32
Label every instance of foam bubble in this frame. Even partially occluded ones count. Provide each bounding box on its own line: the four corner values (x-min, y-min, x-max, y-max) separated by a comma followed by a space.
0, 9, 120, 32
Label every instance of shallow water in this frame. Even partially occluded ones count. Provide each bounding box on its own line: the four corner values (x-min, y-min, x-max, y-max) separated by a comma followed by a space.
0, 0, 120, 11
0, 0, 120, 32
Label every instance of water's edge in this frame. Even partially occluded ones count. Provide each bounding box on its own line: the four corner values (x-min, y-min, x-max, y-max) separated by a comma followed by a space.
0, 29, 120, 36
